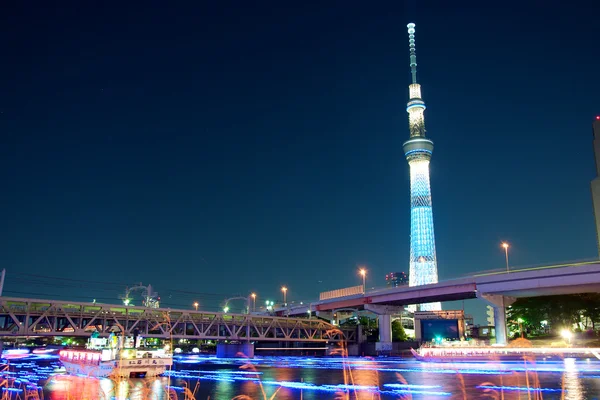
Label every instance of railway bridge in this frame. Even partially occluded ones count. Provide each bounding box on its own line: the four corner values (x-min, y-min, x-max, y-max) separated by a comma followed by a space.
0, 297, 356, 349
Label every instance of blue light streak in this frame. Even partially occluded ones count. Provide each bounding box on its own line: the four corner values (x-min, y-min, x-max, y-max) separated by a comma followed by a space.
477, 384, 565, 393
6, 352, 599, 398
164, 371, 453, 396
384, 383, 443, 389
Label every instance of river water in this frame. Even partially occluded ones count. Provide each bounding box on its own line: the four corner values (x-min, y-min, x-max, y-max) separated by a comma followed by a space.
4, 352, 600, 399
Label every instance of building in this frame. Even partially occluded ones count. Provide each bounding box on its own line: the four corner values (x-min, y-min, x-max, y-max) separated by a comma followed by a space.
414, 310, 465, 341
385, 272, 409, 287
403, 23, 441, 311
590, 116, 600, 258
486, 305, 495, 326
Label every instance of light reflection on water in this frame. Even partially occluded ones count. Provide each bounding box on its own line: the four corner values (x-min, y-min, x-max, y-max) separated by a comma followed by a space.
564, 357, 583, 400
3, 354, 600, 399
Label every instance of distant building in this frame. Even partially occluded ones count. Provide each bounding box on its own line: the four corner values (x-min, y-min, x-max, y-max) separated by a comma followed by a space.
386, 272, 409, 287
591, 116, 600, 258
486, 305, 495, 326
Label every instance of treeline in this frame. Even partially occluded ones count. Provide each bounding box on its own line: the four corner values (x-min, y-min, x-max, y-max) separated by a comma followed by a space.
507, 293, 600, 334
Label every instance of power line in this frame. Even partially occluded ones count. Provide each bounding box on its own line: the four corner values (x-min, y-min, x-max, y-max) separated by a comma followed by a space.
5, 272, 256, 310
162, 288, 245, 298
8, 279, 127, 292
9, 272, 240, 298
1, 290, 245, 312
11, 272, 121, 286
2, 290, 117, 302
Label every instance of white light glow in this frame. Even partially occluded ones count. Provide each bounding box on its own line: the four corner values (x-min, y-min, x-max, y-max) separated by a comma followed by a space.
408, 108, 425, 138
409, 83, 422, 99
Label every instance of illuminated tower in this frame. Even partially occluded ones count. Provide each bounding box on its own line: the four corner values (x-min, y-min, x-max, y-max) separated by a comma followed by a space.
403, 23, 441, 311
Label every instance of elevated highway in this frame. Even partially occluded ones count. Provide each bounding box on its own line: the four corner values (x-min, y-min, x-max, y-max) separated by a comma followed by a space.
275, 261, 600, 346
278, 261, 600, 315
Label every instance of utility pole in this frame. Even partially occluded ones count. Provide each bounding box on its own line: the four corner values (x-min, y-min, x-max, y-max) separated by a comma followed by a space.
0, 269, 5, 297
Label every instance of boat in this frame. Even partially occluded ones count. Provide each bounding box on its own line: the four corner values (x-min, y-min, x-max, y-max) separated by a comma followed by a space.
410, 346, 535, 362
411, 343, 600, 362
59, 332, 173, 378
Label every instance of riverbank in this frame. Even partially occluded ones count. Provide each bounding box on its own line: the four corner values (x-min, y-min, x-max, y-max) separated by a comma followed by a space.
519, 336, 600, 348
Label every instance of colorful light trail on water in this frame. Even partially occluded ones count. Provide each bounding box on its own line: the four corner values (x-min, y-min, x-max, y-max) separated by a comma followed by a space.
2, 352, 600, 398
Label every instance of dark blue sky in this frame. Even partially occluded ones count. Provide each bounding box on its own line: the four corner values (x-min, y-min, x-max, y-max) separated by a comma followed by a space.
1, 2, 599, 320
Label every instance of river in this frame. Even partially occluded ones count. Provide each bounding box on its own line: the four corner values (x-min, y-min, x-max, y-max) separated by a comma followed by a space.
3, 352, 600, 399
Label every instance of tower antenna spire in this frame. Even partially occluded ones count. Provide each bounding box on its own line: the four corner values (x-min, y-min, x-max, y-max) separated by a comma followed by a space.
407, 23, 418, 84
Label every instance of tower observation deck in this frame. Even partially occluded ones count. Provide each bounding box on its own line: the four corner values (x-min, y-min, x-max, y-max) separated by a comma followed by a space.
403, 23, 441, 311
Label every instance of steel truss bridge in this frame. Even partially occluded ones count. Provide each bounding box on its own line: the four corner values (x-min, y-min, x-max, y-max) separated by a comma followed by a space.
0, 297, 356, 343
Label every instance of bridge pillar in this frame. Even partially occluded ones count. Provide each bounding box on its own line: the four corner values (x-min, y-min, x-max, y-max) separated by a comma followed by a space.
378, 314, 392, 344
316, 311, 333, 323
479, 294, 516, 346
364, 305, 404, 354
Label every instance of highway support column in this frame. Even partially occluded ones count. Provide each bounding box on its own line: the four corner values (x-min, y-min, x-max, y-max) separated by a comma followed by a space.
478, 294, 515, 346
364, 304, 404, 355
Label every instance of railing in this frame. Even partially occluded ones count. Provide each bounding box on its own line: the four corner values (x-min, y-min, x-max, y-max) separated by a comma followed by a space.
457, 258, 599, 278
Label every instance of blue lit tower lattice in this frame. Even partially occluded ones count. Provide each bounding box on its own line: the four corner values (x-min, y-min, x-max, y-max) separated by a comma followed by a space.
403, 23, 441, 311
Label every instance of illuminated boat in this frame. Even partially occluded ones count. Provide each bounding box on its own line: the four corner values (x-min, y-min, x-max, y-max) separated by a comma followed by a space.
59, 332, 172, 378
411, 345, 600, 362
3, 348, 31, 360
410, 346, 536, 362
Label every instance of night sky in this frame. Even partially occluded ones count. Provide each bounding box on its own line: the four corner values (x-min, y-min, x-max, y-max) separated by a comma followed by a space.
1, 2, 599, 321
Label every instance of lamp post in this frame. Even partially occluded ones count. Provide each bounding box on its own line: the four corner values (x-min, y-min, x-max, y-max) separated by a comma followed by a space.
501, 242, 510, 273
359, 268, 367, 293
193, 302, 199, 311
281, 286, 288, 305
251, 293, 256, 312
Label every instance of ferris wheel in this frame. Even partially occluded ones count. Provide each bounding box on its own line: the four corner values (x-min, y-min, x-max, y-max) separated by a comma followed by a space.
120, 283, 160, 308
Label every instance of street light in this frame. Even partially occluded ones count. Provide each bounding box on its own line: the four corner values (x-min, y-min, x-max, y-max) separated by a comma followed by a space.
561, 329, 573, 346
281, 286, 288, 305
359, 268, 367, 293
223, 306, 230, 313
251, 293, 256, 312
501, 242, 510, 273
193, 302, 199, 311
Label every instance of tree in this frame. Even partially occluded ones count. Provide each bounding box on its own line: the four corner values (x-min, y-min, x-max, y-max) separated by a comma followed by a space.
507, 294, 600, 335
507, 296, 551, 333
359, 316, 379, 342
580, 293, 600, 329
358, 316, 377, 328
392, 320, 407, 342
